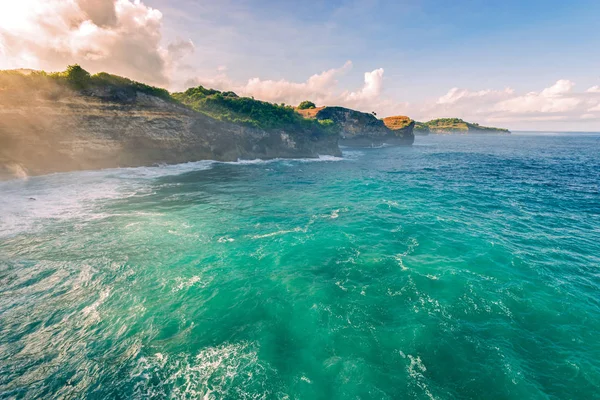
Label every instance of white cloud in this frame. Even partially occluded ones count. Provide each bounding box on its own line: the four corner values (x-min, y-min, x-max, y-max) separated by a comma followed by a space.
493, 80, 581, 113
408, 79, 600, 128
239, 61, 352, 105
586, 86, 600, 93
436, 87, 514, 105
587, 103, 600, 112
0, 0, 193, 86
345, 68, 384, 101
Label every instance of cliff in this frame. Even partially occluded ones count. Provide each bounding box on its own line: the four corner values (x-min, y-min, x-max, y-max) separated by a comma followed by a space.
298, 106, 414, 147
0, 69, 340, 179
382, 115, 412, 131
0, 66, 422, 180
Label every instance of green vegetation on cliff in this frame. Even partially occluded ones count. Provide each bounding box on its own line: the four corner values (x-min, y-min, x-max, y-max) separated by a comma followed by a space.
297, 101, 316, 110
1, 66, 338, 137
419, 118, 509, 134
414, 122, 431, 134
381, 115, 508, 135
1, 66, 508, 139
173, 87, 338, 135
0, 65, 173, 102
382, 116, 413, 130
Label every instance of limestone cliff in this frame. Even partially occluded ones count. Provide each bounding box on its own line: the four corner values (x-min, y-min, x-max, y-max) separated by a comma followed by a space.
382, 116, 418, 140
300, 107, 414, 147
0, 83, 340, 180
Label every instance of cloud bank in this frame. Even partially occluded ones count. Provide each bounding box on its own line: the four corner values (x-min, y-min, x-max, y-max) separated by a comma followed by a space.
424, 80, 600, 127
0, 0, 193, 86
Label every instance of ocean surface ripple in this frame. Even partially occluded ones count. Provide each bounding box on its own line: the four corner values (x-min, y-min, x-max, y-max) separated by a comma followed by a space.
1, 133, 599, 399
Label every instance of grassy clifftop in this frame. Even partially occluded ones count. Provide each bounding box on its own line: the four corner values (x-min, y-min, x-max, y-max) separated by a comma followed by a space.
1, 66, 343, 178
2, 65, 507, 147
382, 116, 412, 130
383, 116, 508, 135
172, 87, 337, 136
1, 65, 337, 137
417, 118, 509, 134
0, 65, 173, 103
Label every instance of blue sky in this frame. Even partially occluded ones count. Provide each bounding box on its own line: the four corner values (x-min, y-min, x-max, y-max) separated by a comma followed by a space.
152, 0, 600, 93
1, 0, 600, 129
146, 0, 600, 129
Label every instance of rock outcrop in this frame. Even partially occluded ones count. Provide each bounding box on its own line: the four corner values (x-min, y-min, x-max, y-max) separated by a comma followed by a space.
0, 88, 340, 180
310, 107, 414, 147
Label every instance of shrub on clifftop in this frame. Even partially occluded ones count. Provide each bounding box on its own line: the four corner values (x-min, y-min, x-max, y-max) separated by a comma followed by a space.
64, 64, 91, 88
173, 86, 338, 136
298, 101, 316, 110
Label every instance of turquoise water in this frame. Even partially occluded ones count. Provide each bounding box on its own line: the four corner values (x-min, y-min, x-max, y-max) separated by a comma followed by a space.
1, 133, 599, 399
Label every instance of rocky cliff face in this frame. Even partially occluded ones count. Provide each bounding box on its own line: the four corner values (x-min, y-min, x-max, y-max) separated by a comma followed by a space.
314, 107, 414, 147
0, 89, 340, 179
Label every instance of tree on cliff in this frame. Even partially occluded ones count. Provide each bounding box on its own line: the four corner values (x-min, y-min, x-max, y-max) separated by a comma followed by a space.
64, 64, 91, 89
298, 101, 316, 110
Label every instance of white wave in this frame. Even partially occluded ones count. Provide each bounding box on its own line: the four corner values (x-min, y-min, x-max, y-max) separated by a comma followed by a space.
172, 275, 205, 292
406, 354, 436, 400
132, 341, 276, 399
0, 153, 348, 238
335, 280, 349, 292
251, 227, 303, 239
304, 154, 345, 162
0, 175, 138, 238
225, 154, 345, 165
0, 159, 219, 237
110, 160, 215, 179
81, 287, 111, 325
251, 216, 317, 240
226, 158, 274, 165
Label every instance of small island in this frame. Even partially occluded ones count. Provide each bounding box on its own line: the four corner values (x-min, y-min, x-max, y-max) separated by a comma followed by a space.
413, 118, 510, 135
382, 116, 509, 135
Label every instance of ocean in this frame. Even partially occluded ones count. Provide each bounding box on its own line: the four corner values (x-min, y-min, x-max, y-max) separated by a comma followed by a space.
1, 132, 599, 399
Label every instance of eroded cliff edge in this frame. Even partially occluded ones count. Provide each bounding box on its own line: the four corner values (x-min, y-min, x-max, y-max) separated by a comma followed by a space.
0, 76, 340, 180
298, 106, 415, 147
0, 66, 421, 180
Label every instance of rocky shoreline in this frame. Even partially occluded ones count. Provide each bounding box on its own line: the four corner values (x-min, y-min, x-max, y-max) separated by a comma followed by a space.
0, 92, 345, 180
0, 68, 415, 180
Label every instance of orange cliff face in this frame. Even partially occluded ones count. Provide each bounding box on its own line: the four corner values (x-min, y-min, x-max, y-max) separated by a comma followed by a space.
295, 106, 415, 147
294, 106, 326, 119
382, 116, 413, 131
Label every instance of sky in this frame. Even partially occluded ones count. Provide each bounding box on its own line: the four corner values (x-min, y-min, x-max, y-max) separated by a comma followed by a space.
1, 0, 600, 130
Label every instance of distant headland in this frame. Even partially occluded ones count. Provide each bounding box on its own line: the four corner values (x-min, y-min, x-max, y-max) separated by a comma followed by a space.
382, 116, 509, 135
